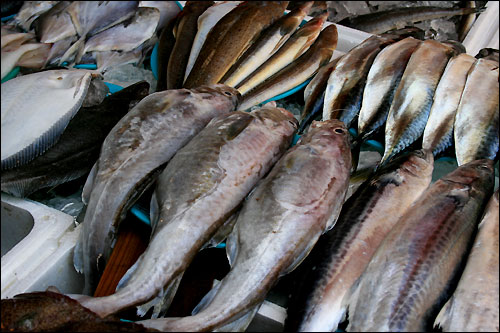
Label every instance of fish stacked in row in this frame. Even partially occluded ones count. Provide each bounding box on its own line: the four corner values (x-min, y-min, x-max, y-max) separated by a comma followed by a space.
156, 1, 340, 110
285, 156, 497, 331
3, 1, 180, 73
300, 28, 499, 167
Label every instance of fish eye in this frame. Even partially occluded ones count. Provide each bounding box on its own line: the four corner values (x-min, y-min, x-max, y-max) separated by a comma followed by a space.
223, 91, 233, 96
334, 128, 345, 134
477, 164, 490, 170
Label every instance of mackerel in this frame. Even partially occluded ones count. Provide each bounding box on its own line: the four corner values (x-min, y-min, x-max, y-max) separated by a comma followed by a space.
184, 1, 241, 83
381, 39, 457, 165
183, 1, 289, 88
285, 150, 433, 332
166, 1, 214, 89
238, 24, 338, 111
221, 1, 312, 88
434, 190, 499, 332
422, 53, 476, 157
346, 159, 495, 332
236, 12, 327, 95
73, 85, 240, 295
454, 58, 499, 166
139, 119, 351, 332
79, 106, 297, 318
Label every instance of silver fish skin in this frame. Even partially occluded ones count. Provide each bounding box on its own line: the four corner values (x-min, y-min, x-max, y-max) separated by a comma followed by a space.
34, 1, 76, 43
139, 1, 182, 32
73, 84, 240, 295
381, 39, 456, 165
346, 159, 495, 332
79, 106, 297, 318
454, 58, 499, 166
286, 149, 433, 332
238, 24, 338, 111
14, 1, 59, 32
357, 37, 422, 143
422, 53, 476, 156
221, 1, 312, 87
434, 190, 499, 332
138, 119, 352, 332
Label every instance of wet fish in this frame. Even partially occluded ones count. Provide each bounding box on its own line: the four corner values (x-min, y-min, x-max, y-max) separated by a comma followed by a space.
44, 35, 78, 66
221, 1, 312, 88
155, 15, 178, 92
298, 55, 340, 134
78, 106, 297, 318
34, 1, 76, 44
381, 39, 457, 165
1, 69, 93, 170
14, 1, 59, 32
183, 1, 289, 89
345, 159, 495, 332
1, 81, 149, 198
184, 1, 240, 83
337, 6, 479, 35
82, 7, 160, 55
434, 190, 499, 332
475, 47, 499, 62
139, 119, 352, 332
422, 53, 476, 157
1, 42, 51, 79
236, 12, 327, 95
356, 37, 422, 145
166, 1, 214, 90
139, 1, 182, 32
238, 24, 338, 111
73, 84, 240, 295
285, 149, 434, 332
454, 58, 499, 166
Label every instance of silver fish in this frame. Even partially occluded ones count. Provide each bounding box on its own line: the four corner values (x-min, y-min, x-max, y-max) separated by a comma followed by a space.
422, 53, 476, 156
139, 1, 182, 32
14, 1, 59, 32
138, 119, 352, 332
454, 58, 499, 166
1, 42, 51, 79
357, 37, 422, 143
1, 69, 93, 170
78, 106, 297, 318
285, 149, 433, 332
381, 39, 457, 165
34, 1, 76, 44
346, 159, 495, 332
434, 190, 499, 332
73, 84, 240, 295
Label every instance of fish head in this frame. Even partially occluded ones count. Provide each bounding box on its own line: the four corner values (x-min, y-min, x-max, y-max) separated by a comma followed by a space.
380, 149, 434, 184
253, 105, 298, 127
442, 159, 495, 196
192, 84, 241, 109
315, 24, 339, 55
301, 119, 352, 167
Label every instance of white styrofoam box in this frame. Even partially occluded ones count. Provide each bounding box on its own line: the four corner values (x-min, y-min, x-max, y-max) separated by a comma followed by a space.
1, 193, 84, 298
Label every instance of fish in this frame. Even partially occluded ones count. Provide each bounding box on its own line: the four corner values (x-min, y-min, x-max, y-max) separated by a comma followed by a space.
337, 6, 479, 35
236, 12, 327, 95
458, 1, 478, 42
345, 158, 495, 332
139, 1, 182, 32
1, 29, 36, 50
155, 15, 178, 92
73, 84, 240, 295
356, 37, 422, 145
1, 69, 93, 170
221, 1, 312, 88
434, 190, 499, 332
285, 149, 434, 332
14, 1, 59, 32
78, 106, 297, 318
34, 1, 76, 44
322, 33, 403, 124
1, 42, 51, 79
238, 24, 338, 111
454, 58, 499, 166
422, 53, 476, 157
184, 1, 240, 83
44, 35, 78, 66
166, 1, 214, 90
298, 55, 341, 134
380, 39, 457, 165
59, 1, 139, 65
1, 81, 149, 198
82, 7, 160, 55
138, 119, 352, 332
475, 47, 499, 62
183, 1, 289, 89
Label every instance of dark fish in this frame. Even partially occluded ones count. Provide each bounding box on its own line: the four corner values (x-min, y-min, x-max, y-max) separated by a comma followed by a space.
183, 1, 289, 88
138, 119, 352, 332
156, 15, 178, 92
166, 1, 214, 90
78, 106, 297, 319
286, 149, 433, 332
73, 84, 240, 295
337, 6, 479, 35
475, 47, 499, 62
1, 81, 149, 198
346, 159, 495, 332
